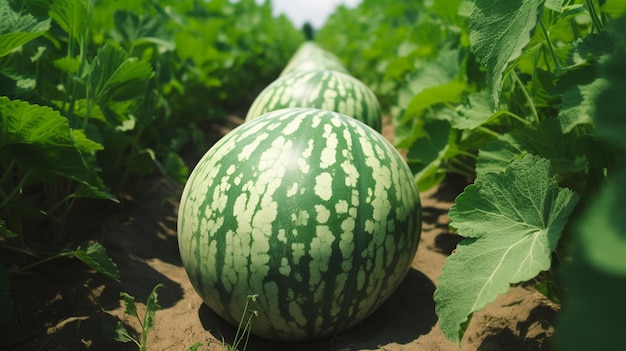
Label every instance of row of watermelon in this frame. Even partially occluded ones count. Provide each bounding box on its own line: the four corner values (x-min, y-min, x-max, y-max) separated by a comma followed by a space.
177, 42, 423, 341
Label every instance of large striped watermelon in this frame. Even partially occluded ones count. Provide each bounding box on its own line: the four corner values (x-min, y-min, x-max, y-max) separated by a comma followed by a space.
245, 69, 382, 132
178, 108, 422, 341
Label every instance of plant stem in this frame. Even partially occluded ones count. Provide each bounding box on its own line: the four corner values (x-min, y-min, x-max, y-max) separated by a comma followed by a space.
81, 0, 96, 131
0, 159, 17, 191
538, 17, 561, 71
585, 0, 604, 32
17, 250, 74, 272
511, 71, 540, 123
0, 244, 40, 257
476, 126, 500, 138
0, 169, 33, 209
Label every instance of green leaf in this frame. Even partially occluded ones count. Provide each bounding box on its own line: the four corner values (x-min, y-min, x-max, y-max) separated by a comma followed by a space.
601, 0, 626, 17
105, 321, 137, 344
406, 119, 452, 191
453, 90, 503, 130
53, 56, 81, 73
403, 80, 467, 122
556, 247, 626, 351
554, 30, 615, 133
0, 0, 51, 57
475, 133, 526, 176
73, 242, 120, 282
469, 0, 543, 106
0, 263, 14, 325
557, 75, 608, 133
71, 129, 104, 153
577, 167, 626, 275
594, 17, 626, 148
545, 0, 563, 12
476, 119, 589, 183
48, 0, 87, 41
88, 43, 154, 104
400, 47, 461, 114
141, 284, 163, 347
120, 291, 138, 319
111, 10, 175, 52
434, 154, 580, 345
163, 152, 188, 184
188, 342, 203, 351
0, 97, 116, 201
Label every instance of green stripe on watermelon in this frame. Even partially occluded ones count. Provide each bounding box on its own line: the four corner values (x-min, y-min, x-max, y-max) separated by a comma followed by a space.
245, 69, 382, 132
178, 108, 421, 341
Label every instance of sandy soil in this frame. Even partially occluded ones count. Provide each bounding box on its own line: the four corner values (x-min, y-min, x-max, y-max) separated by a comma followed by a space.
0, 116, 559, 351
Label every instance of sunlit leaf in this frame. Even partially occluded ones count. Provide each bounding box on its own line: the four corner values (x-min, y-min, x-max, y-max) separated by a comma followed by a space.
557, 75, 608, 132
435, 154, 579, 345
142, 284, 163, 337
469, 0, 543, 106
403, 80, 467, 122
601, 0, 626, 17
0, 0, 51, 57
453, 90, 504, 130
104, 321, 136, 343
111, 10, 175, 53
406, 119, 452, 191
120, 292, 138, 319
89, 43, 154, 103
73, 242, 120, 282
53, 56, 81, 73
71, 129, 104, 153
48, 0, 87, 41
0, 97, 115, 201
476, 119, 589, 184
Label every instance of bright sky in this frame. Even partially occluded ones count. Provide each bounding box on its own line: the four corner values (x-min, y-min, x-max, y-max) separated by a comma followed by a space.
264, 0, 362, 29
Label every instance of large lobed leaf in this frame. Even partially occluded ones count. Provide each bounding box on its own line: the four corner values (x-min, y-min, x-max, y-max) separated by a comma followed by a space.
0, 97, 116, 201
0, 0, 51, 57
476, 118, 590, 181
434, 154, 579, 345
469, 0, 543, 107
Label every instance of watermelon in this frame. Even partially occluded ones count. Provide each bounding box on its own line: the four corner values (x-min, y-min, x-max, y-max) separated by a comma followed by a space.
281, 42, 349, 76
178, 108, 422, 341
245, 69, 382, 132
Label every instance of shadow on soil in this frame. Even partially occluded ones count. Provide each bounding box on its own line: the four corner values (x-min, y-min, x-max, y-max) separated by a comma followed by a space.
198, 268, 437, 350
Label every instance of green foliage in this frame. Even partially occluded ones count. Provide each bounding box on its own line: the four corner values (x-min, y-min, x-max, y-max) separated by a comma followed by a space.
0, 0, 51, 57
72, 242, 120, 282
555, 16, 626, 350
435, 154, 580, 344
107, 284, 163, 351
318, 0, 626, 348
0, 0, 302, 330
228, 294, 258, 351
0, 96, 114, 201
469, 0, 544, 107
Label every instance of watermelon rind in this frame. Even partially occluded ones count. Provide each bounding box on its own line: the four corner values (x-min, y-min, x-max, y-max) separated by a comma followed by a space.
178, 107, 421, 341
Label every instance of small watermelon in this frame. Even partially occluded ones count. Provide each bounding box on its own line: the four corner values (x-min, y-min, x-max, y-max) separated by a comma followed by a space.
245, 69, 382, 132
